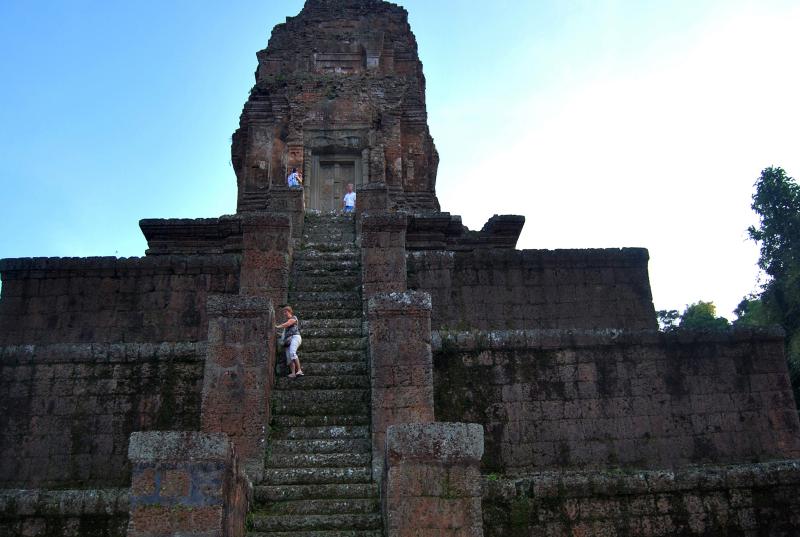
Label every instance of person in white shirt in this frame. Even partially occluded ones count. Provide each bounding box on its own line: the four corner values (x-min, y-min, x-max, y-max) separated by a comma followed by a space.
343, 183, 356, 212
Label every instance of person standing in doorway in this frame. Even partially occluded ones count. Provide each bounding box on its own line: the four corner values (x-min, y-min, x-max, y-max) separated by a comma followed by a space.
343, 183, 356, 213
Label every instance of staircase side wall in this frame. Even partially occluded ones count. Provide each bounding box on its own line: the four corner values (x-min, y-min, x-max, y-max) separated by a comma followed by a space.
0, 342, 206, 489
0, 255, 241, 345
407, 248, 657, 331
483, 462, 800, 536
0, 489, 129, 537
434, 328, 800, 474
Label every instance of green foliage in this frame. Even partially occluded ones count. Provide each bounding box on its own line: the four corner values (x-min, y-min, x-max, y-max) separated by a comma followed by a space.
656, 302, 729, 332
742, 166, 800, 410
748, 167, 800, 279
656, 309, 680, 332
678, 301, 730, 331
733, 296, 777, 327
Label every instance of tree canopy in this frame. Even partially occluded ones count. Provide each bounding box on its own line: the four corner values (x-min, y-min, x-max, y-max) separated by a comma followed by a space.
657, 301, 729, 332
738, 166, 800, 409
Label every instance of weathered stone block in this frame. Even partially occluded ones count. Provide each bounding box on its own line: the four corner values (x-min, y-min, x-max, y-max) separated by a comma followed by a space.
127, 431, 250, 537
385, 422, 485, 537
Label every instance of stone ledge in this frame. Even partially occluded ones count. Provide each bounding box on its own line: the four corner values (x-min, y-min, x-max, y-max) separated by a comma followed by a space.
0, 488, 129, 517
368, 290, 432, 313
240, 213, 292, 228
0, 342, 206, 365
0, 254, 241, 277
433, 327, 786, 352
387, 422, 484, 464
483, 459, 800, 500
128, 431, 232, 463
407, 247, 650, 267
361, 212, 408, 231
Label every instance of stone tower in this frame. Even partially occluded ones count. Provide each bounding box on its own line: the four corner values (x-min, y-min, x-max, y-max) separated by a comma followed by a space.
232, 0, 440, 213
2, 1, 800, 536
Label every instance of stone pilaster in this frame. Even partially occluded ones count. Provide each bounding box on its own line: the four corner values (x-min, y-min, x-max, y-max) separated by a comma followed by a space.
384, 423, 485, 537
361, 212, 408, 304
266, 186, 305, 242
127, 431, 250, 537
240, 213, 292, 307
201, 295, 274, 482
357, 182, 390, 214
368, 291, 435, 480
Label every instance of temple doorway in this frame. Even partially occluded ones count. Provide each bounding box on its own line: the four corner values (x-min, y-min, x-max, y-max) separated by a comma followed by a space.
308, 154, 363, 211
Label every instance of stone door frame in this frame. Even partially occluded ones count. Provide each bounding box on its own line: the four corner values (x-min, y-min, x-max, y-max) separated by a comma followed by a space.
308, 152, 364, 211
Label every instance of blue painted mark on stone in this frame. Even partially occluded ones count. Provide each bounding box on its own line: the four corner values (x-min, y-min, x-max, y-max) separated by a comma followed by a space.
131, 462, 227, 508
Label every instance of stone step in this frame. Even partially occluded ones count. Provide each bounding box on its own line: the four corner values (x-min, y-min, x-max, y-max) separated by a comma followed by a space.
254, 483, 378, 503
297, 326, 363, 339
245, 529, 383, 537
304, 213, 355, 221
253, 498, 379, 516
245, 530, 383, 537
299, 337, 366, 352
293, 259, 361, 272
275, 374, 369, 390
249, 513, 382, 533
301, 318, 362, 330
289, 299, 362, 312
298, 350, 366, 363
271, 389, 369, 415
285, 361, 367, 375
290, 279, 361, 293
293, 251, 360, 263
292, 266, 361, 279
266, 452, 371, 469
271, 414, 369, 428
289, 291, 361, 302
269, 439, 371, 455
301, 236, 356, 246
261, 466, 372, 485
270, 425, 369, 441
298, 242, 358, 253
301, 307, 363, 320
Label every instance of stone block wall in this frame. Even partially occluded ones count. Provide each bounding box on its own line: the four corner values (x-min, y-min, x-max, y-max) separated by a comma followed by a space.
385, 423, 485, 537
127, 431, 250, 537
362, 213, 408, 303
368, 291, 435, 480
483, 461, 800, 536
433, 328, 800, 474
202, 295, 276, 482
0, 489, 129, 537
407, 248, 656, 331
0, 255, 240, 344
0, 342, 205, 489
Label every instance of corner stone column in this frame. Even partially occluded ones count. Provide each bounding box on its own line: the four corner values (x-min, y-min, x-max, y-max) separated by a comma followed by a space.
240, 213, 292, 307
127, 431, 250, 537
265, 186, 305, 242
357, 182, 390, 214
202, 295, 275, 482
368, 291, 435, 480
361, 212, 408, 304
385, 423, 485, 537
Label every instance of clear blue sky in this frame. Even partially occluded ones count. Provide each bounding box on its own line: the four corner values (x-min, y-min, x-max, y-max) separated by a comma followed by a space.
2, 1, 799, 317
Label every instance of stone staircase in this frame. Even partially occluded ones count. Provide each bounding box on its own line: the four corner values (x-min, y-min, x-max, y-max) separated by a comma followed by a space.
248, 212, 381, 537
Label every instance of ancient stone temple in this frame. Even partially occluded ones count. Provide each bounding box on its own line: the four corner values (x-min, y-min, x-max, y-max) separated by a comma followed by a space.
232, 0, 439, 213
2, 1, 800, 536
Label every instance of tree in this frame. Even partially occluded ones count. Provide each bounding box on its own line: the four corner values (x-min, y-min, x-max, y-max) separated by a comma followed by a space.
656, 301, 729, 332
740, 166, 800, 409
656, 309, 680, 332
679, 301, 730, 330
